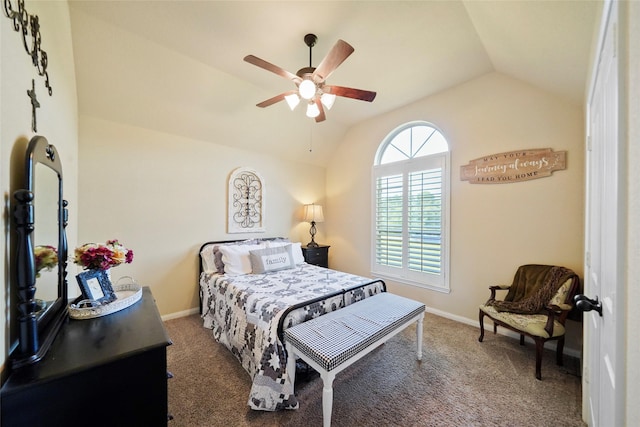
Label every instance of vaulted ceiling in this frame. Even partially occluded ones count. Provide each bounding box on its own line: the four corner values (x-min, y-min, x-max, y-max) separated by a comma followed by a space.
68, 1, 600, 167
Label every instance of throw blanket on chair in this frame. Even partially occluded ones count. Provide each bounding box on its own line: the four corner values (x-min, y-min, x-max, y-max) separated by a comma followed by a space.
487, 265, 577, 314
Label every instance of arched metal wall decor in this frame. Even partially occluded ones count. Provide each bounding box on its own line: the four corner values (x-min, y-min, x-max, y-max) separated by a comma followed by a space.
228, 167, 265, 233
3, 0, 53, 96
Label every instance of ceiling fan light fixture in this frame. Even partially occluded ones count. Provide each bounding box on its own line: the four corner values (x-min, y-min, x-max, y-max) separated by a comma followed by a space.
244, 34, 375, 123
306, 102, 320, 118
284, 93, 300, 110
320, 93, 336, 110
299, 79, 316, 100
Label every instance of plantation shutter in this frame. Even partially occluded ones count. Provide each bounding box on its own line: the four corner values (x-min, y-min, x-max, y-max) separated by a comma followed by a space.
375, 174, 403, 268
407, 168, 442, 274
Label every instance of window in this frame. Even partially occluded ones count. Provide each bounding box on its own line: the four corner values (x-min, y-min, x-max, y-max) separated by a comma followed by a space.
372, 121, 450, 292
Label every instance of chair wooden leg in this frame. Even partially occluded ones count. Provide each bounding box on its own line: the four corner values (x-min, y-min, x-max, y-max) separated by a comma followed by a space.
556, 336, 565, 366
478, 310, 485, 342
534, 338, 544, 380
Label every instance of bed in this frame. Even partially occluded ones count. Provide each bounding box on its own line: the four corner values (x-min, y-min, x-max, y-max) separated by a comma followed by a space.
198, 238, 386, 411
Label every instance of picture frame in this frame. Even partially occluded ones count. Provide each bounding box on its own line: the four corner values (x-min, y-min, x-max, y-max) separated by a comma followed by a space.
76, 269, 117, 304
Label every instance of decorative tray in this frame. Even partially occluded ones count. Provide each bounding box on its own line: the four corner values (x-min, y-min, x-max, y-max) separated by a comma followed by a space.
69, 278, 142, 320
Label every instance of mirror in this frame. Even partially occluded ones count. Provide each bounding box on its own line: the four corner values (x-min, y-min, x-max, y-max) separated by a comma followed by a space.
34, 164, 59, 309
12, 135, 68, 367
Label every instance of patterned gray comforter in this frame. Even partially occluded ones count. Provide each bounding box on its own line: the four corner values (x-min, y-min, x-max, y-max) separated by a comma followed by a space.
200, 263, 385, 411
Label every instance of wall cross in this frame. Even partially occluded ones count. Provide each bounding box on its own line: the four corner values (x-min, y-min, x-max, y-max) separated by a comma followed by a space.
27, 79, 39, 132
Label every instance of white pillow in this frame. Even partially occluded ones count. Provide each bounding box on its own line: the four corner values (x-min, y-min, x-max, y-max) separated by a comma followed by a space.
213, 239, 260, 273
219, 244, 265, 276
266, 240, 290, 248
200, 244, 217, 273
290, 242, 305, 265
267, 240, 305, 265
249, 245, 295, 273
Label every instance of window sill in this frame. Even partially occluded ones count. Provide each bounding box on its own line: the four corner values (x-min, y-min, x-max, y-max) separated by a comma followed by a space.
370, 271, 450, 294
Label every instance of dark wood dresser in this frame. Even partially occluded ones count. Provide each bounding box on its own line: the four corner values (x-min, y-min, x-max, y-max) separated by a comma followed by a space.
301, 244, 330, 268
0, 286, 172, 427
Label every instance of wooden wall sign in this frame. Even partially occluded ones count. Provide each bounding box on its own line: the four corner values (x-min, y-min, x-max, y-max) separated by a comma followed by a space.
460, 148, 566, 184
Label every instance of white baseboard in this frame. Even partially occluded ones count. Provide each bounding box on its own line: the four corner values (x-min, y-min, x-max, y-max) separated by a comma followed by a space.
161, 307, 199, 321
423, 305, 582, 359
161, 303, 582, 359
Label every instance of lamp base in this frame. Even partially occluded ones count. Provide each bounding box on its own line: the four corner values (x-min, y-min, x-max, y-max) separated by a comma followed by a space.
307, 220, 319, 248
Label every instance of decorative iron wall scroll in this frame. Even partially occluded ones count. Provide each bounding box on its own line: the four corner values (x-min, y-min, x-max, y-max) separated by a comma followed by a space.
460, 148, 566, 184
3, 0, 53, 95
228, 167, 265, 233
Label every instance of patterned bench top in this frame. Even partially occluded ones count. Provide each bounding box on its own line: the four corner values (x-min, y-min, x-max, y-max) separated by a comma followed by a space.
284, 292, 425, 372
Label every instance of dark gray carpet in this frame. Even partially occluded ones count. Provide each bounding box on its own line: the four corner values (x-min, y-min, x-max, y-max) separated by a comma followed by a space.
165, 312, 584, 427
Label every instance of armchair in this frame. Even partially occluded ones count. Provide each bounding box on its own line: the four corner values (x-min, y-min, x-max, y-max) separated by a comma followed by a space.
478, 264, 580, 380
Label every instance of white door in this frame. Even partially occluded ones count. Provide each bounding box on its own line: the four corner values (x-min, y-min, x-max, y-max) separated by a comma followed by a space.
582, 1, 623, 425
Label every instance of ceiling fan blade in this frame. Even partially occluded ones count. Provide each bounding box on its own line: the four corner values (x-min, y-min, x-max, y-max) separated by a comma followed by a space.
314, 98, 326, 123
244, 55, 300, 83
312, 40, 354, 82
324, 85, 377, 102
255, 91, 296, 108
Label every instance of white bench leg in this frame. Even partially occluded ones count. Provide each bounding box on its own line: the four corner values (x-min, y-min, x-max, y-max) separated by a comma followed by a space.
416, 314, 424, 361
321, 371, 336, 427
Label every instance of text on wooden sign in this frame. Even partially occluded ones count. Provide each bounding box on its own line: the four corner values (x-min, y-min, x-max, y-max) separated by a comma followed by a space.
460, 148, 566, 184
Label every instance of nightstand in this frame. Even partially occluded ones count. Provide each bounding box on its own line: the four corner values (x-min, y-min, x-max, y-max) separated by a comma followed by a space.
301, 245, 330, 268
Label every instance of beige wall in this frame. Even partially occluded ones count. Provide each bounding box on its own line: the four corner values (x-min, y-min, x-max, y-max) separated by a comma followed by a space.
77, 116, 325, 317
1, 1, 78, 371
326, 72, 585, 352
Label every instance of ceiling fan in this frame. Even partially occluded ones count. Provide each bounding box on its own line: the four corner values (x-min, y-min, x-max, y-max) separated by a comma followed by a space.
244, 33, 376, 123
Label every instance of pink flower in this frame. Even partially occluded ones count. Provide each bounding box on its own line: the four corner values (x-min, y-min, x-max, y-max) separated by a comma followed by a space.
74, 240, 134, 270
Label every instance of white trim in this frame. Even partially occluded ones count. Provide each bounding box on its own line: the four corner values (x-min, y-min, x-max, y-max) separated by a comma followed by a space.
424, 305, 581, 359
586, 0, 613, 107
371, 272, 450, 294
161, 307, 199, 321
162, 303, 580, 359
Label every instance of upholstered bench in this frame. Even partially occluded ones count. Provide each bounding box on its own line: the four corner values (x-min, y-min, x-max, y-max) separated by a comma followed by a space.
284, 292, 425, 427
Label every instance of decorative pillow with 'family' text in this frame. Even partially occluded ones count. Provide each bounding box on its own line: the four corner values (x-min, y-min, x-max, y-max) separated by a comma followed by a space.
249, 245, 295, 273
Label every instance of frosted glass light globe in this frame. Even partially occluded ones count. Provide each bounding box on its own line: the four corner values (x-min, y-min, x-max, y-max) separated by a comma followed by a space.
321, 93, 336, 110
284, 94, 300, 110
306, 102, 320, 118
299, 79, 317, 100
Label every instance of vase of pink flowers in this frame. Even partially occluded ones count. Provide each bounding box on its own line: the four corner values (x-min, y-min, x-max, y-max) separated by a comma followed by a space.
72, 240, 136, 309
74, 239, 134, 271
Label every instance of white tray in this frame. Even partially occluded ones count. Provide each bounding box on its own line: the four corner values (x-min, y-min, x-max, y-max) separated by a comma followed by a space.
69, 282, 142, 320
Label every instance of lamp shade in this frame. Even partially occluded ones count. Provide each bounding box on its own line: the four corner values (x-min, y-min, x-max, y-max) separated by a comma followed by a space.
303, 204, 324, 223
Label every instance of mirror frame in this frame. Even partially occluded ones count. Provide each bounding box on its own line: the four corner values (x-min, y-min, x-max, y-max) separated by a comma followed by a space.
12, 135, 69, 367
